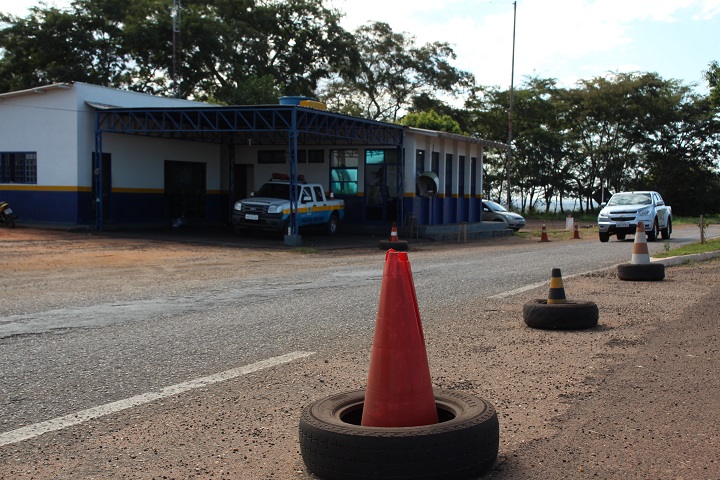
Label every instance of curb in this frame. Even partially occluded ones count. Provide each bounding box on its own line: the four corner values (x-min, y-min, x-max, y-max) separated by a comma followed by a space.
652, 250, 720, 267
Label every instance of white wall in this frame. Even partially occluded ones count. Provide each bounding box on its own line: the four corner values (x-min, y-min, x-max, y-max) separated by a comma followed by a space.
103, 134, 222, 190
0, 86, 80, 186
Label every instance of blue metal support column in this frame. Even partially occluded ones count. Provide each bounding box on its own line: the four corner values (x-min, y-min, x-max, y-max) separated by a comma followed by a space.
285, 107, 301, 245
93, 112, 104, 231
227, 142, 235, 224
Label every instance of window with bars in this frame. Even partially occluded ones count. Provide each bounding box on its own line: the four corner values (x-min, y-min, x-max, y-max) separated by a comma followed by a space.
1, 152, 37, 184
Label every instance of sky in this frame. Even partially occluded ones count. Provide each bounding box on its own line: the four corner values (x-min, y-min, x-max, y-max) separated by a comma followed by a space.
3, 0, 719, 93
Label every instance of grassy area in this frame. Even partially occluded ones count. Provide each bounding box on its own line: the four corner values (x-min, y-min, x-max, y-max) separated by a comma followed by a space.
515, 224, 598, 241
672, 215, 720, 226
654, 237, 720, 258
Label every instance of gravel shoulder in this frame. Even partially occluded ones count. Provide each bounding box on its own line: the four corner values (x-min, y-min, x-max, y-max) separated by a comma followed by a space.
1, 227, 719, 479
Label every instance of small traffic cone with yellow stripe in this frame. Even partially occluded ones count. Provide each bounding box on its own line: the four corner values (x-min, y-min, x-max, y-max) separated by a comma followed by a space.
523, 267, 599, 329
547, 268, 567, 304
540, 222, 550, 242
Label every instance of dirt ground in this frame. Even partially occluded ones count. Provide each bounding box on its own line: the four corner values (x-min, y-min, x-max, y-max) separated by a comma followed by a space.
1, 226, 719, 479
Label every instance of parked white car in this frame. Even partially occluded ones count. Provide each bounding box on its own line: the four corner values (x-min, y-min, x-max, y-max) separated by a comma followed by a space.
597, 191, 672, 242
482, 201, 525, 231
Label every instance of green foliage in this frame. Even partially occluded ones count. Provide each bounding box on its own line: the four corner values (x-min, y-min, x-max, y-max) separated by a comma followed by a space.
468, 72, 720, 216
652, 237, 720, 258
0, 0, 357, 103
399, 110, 463, 134
320, 21, 474, 122
706, 61, 720, 110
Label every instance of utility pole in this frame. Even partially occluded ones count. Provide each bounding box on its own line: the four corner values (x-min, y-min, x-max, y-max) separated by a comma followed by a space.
506, 0, 517, 209
172, 0, 181, 98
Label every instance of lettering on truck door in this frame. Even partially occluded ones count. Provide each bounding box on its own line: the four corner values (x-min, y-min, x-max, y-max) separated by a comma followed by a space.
299, 186, 314, 226
312, 185, 328, 224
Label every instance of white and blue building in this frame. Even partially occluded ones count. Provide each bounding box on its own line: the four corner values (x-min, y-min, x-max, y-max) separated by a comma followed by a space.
0, 82, 508, 238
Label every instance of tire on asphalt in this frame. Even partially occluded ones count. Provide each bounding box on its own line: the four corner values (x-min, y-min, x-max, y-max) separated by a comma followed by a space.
299, 388, 499, 480
661, 218, 672, 240
599, 232, 610, 242
647, 219, 659, 241
617, 233, 626, 240
378, 239, 409, 251
617, 262, 665, 281
522, 299, 599, 330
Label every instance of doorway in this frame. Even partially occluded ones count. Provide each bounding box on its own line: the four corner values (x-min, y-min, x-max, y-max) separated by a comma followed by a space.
364, 149, 400, 222
92, 152, 111, 222
164, 160, 206, 219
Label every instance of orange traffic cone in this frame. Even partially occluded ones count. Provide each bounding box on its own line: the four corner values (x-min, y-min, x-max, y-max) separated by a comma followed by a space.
573, 221, 581, 239
388, 222, 399, 242
540, 222, 550, 242
361, 249, 438, 428
631, 221, 650, 264
547, 268, 567, 304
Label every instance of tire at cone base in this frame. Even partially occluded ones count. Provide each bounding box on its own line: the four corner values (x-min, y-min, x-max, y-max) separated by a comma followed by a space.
523, 299, 599, 330
617, 262, 665, 281
378, 239, 409, 251
299, 389, 499, 480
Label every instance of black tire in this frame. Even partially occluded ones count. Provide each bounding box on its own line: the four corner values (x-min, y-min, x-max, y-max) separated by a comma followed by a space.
0, 212, 13, 228
661, 218, 672, 240
599, 232, 610, 242
325, 213, 339, 236
616, 233, 626, 240
522, 299, 599, 330
299, 388, 499, 480
617, 262, 665, 281
647, 219, 659, 242
378, 239, 409, 251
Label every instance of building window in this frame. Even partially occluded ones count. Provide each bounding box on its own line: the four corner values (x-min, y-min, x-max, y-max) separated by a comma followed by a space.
298, 149, 325, 164
257, 150, 286, 164
470, 157, 477, 196
415, 150, 425, 195
445, 153, 453, 196
330, 149, 358, 194
458, 155, 466, 197
1, 152, 37, 184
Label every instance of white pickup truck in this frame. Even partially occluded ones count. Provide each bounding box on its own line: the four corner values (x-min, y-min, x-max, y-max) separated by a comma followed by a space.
597, 191, 672, 242
231, 174, 344, 235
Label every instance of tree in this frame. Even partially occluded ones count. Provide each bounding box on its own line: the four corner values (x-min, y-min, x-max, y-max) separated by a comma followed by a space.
400, 109, 463, 134
0, 3, 129, 91
0, 0, 357, 104
320, 21, 474, 122
705, 60, 720, 110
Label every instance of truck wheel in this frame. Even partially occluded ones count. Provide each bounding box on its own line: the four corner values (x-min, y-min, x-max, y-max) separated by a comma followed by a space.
647, 219, 659, 241
299, 388, 499, 480
617, 233, 626, 240
325, 213, 339, 236
599, 232, 610, 242
661, 218, 672, 240
617, 263, 665, 281
522, 299, 599, 330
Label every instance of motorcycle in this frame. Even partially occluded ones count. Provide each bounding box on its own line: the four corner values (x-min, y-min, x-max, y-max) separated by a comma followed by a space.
0, 201, 16, 228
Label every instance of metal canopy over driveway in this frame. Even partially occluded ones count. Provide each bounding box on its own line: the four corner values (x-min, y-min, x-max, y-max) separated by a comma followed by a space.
94, 105, 404, 232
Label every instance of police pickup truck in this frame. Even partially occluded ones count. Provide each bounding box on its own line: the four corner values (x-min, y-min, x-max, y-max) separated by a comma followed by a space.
232, 174, 344, 235
597, 191, 672, 242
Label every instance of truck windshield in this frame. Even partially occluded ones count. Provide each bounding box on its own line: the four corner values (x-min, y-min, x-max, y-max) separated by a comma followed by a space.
254, 183, 300, 200
607, 193, 651, 206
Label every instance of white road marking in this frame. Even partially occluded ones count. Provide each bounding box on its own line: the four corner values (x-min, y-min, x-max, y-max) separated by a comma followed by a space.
488, 267, 619, 299
0, 351, 315, 447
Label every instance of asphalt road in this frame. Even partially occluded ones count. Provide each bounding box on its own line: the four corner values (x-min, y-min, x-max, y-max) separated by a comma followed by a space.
0, 224, 717, 438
